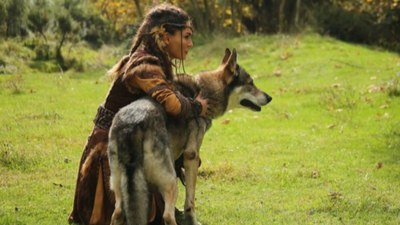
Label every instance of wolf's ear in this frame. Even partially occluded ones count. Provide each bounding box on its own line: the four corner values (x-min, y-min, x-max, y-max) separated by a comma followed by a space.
222, 48, 231, 64
229, 48, 237, 68
226, 48, 237, 74
223, 48, 238, 84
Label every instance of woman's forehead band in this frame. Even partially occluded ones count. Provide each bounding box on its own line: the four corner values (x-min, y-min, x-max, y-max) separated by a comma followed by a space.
162, 22, 193, 32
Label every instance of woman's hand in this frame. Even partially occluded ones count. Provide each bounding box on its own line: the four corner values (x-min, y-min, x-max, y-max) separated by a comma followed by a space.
195, 93, 208, 117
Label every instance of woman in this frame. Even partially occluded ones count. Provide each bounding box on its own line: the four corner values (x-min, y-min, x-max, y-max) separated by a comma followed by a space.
68, 3, 207, 225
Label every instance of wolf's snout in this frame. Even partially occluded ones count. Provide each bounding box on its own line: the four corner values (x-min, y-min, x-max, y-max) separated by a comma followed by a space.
264, 93, 272, 104
262, 92, 272, 105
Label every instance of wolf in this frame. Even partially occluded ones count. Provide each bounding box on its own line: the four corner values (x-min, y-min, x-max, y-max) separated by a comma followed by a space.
108, 48, 272, 225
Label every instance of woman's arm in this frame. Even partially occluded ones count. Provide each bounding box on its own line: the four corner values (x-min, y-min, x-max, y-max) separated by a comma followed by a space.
123, 62, 201, 118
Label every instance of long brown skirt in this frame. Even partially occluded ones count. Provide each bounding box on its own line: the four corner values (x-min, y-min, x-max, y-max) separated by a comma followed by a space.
68, 126, 165, 225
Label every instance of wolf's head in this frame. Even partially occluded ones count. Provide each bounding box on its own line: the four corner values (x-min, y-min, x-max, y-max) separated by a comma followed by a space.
196, 48, 272, 119
221, 48, 272, 112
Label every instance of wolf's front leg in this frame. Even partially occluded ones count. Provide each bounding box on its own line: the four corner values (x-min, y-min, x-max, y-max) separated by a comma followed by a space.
183, 149, 200, 225
161, 177, 178, 225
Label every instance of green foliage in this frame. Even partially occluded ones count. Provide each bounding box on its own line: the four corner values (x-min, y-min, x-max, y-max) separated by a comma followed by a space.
0, 34, 399, 224
0, 39, 35, 74
4, 0, 28, 37
60, 0, 113, 47
1, 37, 118, 74
29, 60, 61, 73
0, 1, 7, 34
315, 3, 377, 43
315, 0, 400, 52
1, 75, 25, 94
34, 43, 52, 61
0, 0, 113, 73
386, 76, 400, 97
386, 122, 400, 151
319, 84, 360, 113
0, 141, 40, 171
27, 0, 52, 42
53, 0, 116, 69
57, 10, 75, 35
1, 0, 399, 53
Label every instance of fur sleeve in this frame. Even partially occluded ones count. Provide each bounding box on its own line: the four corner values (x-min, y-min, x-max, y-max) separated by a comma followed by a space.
123, 62, 194, 118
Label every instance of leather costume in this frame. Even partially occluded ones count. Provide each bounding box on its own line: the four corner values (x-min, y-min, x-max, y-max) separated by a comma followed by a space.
68, 49, 198, 225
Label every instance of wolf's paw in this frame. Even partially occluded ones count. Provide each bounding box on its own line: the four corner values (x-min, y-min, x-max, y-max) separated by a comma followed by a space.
110, 207, 126, 225
175, 208, 204, 225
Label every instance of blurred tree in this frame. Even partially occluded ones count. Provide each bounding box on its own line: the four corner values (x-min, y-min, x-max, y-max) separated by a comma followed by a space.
90, 0, 138, 38
5, 0, 27, 37
316, 0, 400, 51
179, 0, 218, 34
80, 12, 113, 47
55, 8, 77, 69
0, 1, 7, 37
133, 0, 143, 19
85, 0, 314, 36
27, 0, 52, 43
0, 0, 398, 53
66, 0, 113, 47
202, 0, 214, 32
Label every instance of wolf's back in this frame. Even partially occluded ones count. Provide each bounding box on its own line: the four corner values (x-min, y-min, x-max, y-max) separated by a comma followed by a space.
108, 97, 167, 225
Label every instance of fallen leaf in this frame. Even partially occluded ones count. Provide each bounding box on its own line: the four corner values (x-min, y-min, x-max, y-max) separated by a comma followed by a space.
379, 104, 389, 109
64, 157, 70, 163
329, 192, 343, 200
367, 84, 385, 93
221, 119, 230, 125
327, 124, 336, 129
273, 69, 282, 77
280, 51, 292, 60
311, 170, 320, 178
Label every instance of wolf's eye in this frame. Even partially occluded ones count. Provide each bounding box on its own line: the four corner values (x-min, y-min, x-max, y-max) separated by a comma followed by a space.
235, 66, 240, 75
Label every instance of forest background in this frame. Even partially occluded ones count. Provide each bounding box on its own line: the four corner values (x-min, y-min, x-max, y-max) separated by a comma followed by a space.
1, 0, 400, 224
0, 0, 399, 74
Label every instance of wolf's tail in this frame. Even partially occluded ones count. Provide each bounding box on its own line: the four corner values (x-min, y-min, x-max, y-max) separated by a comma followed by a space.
117, 127, 149, 225
121, 165, 149, 225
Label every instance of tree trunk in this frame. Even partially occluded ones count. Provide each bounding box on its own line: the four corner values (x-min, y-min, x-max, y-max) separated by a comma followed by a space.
279, 0, 287, 33
259, 0, 275, 33
203, 0, 213, 32
100, 0, 110, 19
133, 0, 143, 20
229, 0, 236, 32
39, 31, 48, 43
190, 0, 204, 32
294, 0, 301, 29
56, 32, 66, 69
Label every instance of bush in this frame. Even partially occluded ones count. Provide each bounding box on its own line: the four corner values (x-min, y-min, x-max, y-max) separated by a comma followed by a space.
0, 39, 35, 74
34, 43, 52, 60
314, 3, 378, 45
29, 60, 61, 73
387, 76, 400, 97
314, 2, 400, 52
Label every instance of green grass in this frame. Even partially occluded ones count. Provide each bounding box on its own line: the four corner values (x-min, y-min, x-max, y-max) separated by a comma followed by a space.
1, 34, 400, 224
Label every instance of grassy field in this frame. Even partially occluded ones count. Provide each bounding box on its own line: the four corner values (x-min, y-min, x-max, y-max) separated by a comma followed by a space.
0, 34, 399, 225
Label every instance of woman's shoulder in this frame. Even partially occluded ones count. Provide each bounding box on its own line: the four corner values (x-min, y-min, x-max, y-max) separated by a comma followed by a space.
131, 49, 161, 66
123, 50, 166, 78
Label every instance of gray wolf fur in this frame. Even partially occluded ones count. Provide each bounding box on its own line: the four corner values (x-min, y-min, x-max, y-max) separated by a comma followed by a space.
108, 48, 272, 225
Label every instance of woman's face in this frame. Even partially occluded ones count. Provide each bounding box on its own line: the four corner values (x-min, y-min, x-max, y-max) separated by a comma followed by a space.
164, 22, 193, 60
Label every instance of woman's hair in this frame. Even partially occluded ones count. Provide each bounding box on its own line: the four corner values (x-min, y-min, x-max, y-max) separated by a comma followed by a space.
109, 3, 191, 80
